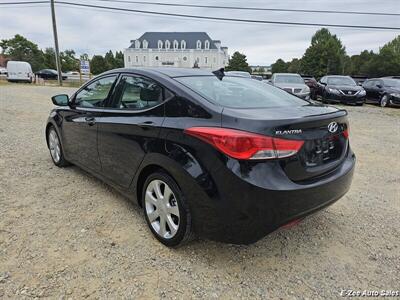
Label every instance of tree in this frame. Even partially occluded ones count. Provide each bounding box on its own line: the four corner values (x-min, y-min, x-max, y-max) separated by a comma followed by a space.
287, 58, 301, 73
370, 35, 400, 77
115, 51, 124, 68
0, 34, 44, 71
90, 55, 108, 74
104, 50, 116, 70
60, 49, 79, 71
225, 51, 252, 73
271, 59, 288, 73
43, 47, 56, 69
300, 28, 346, 78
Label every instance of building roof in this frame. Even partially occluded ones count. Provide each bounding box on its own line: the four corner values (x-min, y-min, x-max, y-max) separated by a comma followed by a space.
129, 32, 219, 49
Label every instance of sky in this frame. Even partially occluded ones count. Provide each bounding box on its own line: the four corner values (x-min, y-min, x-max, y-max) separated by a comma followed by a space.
0, 0, 399, 65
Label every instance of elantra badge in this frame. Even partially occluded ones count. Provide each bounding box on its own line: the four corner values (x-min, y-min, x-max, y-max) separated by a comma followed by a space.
275, 129, 302, 135
328, 122, 338, 133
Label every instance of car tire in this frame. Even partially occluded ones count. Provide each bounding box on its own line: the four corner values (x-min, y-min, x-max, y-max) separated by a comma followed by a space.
142, 171, 194, 247
380, 95, 389, 107
47, 126, 69, 167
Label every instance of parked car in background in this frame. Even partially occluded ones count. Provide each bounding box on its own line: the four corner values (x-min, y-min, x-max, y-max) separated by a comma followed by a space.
251, 75, 263, 81
363, 78, 400, 107
351, 75, 368, 86
301, 75, 318, 99
66, 71, 80, 76
270, 73, 310, 99
6, 61, 33, 83
316, 75, 366, 105
225, 71, 251, 78
46, 67, 355, 246
0, 67, 7, 75
36, 69, 68, 80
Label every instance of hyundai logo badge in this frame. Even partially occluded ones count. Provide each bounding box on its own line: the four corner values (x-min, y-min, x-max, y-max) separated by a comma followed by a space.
328, 122, 338, 133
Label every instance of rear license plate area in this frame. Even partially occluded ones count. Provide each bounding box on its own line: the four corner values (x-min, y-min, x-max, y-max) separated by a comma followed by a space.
304, 136, 342, 167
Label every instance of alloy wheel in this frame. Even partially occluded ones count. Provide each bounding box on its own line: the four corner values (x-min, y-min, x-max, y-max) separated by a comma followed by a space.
48, 129, 61, 163
380, 95, 388, 107
144, 179, 180, 239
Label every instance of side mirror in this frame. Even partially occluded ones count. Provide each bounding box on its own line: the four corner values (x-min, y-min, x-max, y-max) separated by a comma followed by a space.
51, 94, 69, 106
376, 84, 383, 89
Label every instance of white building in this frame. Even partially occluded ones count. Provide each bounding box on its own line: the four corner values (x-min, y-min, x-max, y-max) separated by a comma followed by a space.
124, 32, 229, 69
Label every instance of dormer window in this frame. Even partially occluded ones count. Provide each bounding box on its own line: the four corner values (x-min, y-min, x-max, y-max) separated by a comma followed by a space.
196, 40, 201, 49
142, 40, 148, 49
165, 40, 170, 50
158, 40, 163, 49
181, 40, 186, 50
204, 40, 210, 50
135, 40, 140, 49
173, 40, 179, 50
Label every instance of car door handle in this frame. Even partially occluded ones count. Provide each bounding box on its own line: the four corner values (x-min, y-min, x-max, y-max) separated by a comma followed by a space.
138, 121, 154, 127
85, 117, 96, 126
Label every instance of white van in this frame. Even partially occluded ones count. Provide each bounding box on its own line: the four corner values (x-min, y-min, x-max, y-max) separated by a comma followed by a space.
6, 61, 33, 83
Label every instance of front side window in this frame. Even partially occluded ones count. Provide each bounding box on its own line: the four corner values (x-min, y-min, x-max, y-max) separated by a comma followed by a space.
75, 76, 117, 108
382, 79, 400, 87
175, 76, 307, 108
113, 75, 164, 110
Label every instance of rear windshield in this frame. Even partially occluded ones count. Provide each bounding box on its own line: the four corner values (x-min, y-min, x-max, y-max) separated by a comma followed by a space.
327, 77, 356, 86
275, 75, 304, 84
175, 76, 308, 108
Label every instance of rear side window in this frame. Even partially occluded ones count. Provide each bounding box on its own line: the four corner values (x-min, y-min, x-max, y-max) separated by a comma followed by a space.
175, 76, 307, 108
75, 76, 117, 108
112, 75, 164, 110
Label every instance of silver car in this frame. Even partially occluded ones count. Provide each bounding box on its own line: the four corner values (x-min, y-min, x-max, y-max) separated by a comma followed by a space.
270, 73, 310, 100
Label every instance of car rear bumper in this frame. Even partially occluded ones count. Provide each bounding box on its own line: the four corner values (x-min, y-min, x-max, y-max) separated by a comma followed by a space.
192, 148, 355, 244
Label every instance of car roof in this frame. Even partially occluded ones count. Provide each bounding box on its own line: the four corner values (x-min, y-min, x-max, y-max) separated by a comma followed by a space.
325, 75, 351, 78
104, 67, 216, 78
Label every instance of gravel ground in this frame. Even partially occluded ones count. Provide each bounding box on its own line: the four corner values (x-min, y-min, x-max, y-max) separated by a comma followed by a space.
0, 84, 399, 299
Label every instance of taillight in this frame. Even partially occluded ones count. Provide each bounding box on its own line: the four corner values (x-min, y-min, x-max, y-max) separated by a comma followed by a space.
343, 128, 349, 139
184, 127, 304, 160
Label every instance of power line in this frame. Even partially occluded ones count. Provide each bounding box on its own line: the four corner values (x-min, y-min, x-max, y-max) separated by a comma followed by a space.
56, 1, 400, 30
0, 1, 48, 4
87, 0, 400, 17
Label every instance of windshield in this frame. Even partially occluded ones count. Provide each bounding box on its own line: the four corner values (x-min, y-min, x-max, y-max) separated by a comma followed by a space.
274, 75, 304, 84
327, 77, 356, 86
383, 79, 400, 87
175, 76, 308, 108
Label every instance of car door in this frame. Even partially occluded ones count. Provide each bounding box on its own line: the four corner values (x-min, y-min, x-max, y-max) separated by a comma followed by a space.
61, 75, 118, 172
97, 74, 170, 188
374, 79, 385, 101
363, 80, 377, 102
317, 76, 327, 97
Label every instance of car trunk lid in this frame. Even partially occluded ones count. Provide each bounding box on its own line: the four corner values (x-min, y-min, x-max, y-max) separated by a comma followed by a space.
221, 104, 349, 182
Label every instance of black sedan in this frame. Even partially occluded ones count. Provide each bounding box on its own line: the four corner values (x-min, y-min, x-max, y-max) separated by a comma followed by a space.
46, 68, 355, 246
317, 75, 366, 105
36, 69, 67, 80
362, 78, 400, 107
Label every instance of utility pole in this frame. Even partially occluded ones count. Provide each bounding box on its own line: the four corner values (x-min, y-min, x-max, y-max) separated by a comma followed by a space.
50, 0, 62, 86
